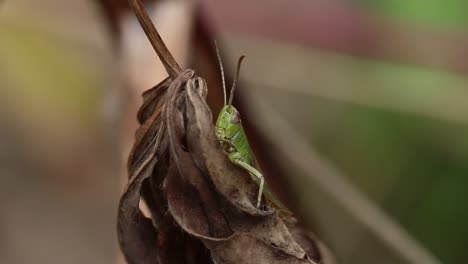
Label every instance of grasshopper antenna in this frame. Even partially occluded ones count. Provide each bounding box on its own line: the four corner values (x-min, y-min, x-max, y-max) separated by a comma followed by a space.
214, 40, 227, 105
228, 55, 245, 106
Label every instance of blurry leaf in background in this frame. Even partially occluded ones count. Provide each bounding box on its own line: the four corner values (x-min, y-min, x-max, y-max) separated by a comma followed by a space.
1, 24, 100, 133
0, 0, 115, 192
354, 1, 468, 261
0, 1, 118, 264
366, 0, 468, 26
222, 33, 468, 263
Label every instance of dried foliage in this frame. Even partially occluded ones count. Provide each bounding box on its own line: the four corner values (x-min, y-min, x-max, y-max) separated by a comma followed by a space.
117, 68, 335, 263
116, 1, 336, 262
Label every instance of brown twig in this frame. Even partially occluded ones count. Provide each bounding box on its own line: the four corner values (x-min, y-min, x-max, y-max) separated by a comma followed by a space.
128, 0, 182, 79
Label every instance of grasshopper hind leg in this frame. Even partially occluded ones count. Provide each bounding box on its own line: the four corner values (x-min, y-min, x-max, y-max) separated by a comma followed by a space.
255, 174, 265, 208
230, 154, 265, 208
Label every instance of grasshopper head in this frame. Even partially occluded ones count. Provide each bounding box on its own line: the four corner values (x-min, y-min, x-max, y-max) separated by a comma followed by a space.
215, 105, 242, 140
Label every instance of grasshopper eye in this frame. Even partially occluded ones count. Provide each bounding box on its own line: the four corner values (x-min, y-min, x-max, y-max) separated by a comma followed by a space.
230, 110, 240, 124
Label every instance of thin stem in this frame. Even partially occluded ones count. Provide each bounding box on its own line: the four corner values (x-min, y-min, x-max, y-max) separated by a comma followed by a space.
128, 0, 182, 79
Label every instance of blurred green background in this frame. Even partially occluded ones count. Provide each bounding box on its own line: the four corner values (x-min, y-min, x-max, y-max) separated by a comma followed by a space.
329, 1, 468, 262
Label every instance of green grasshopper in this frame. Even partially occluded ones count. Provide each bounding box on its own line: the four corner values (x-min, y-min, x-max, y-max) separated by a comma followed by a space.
214, 43, 288, 211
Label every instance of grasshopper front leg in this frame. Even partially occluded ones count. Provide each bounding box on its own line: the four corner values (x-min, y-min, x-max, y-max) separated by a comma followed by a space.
228, 153, 265, 208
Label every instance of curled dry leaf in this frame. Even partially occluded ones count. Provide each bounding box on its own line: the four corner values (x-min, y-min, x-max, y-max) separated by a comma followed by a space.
117, 69, 335, 263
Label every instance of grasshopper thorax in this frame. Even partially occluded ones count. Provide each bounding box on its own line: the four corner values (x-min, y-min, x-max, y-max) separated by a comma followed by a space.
215, 105, 242, 141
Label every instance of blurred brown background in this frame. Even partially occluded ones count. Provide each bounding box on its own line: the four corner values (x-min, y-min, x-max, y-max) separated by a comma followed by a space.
1, 0, 467, 263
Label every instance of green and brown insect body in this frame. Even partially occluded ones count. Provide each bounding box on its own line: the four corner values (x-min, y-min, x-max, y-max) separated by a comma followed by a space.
213, 43, 293, 216
215, 104, 265, 208
215, 104, 290, 216
216, 105, 251, 165
213, 43, 265, 208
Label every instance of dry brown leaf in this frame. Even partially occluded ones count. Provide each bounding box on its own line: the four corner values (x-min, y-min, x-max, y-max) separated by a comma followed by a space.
117, 2, 334, 262
117, 68, 334, 263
